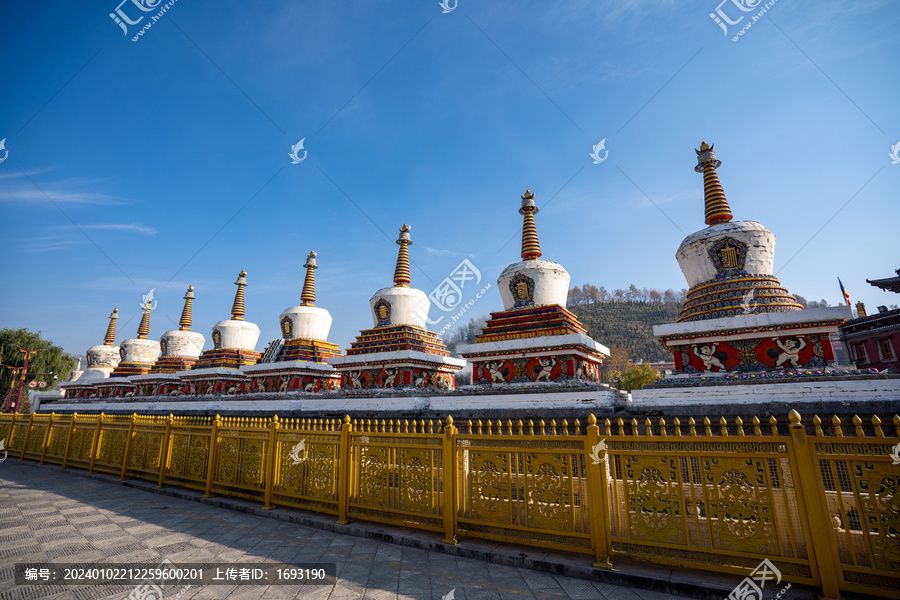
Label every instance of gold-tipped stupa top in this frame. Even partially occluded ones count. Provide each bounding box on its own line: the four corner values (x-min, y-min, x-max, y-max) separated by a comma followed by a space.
300, 251, 317, 306
137, 289, 158, 339
103, 308, 118, 346
231, 270, 247, 321
179, 286, 195, 331
695, 142, 733, 226
393, 224, 412, 287
519, 190, 542, 260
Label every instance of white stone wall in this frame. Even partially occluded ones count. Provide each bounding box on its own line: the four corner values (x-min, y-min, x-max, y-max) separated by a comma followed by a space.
676, 221, 775, 287
160, 330, 205, 358
212, 319, 261, 351
120, 338, 161, 364
279, 305, 333, 340
40, 388, 622, 414
497, 260, 570, 309
369, 286, 429, 328
631, 378, 900, 405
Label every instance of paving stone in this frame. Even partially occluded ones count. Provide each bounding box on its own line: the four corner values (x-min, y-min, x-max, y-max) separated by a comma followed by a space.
0, 461, 763, 600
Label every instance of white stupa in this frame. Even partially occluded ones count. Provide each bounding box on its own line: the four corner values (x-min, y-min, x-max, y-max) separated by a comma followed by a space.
243, 251, 342, 393
457, 190, 608, 386
330, 224, 465, 390
81, 308, 121, 380
178, 270, 261, 395
130, 285, 206, 397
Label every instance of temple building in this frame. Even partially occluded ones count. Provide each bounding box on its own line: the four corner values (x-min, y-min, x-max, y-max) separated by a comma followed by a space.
652, 143, 850, 375
131, 286, 206, 397
58, 308, 121, 399
456, 191, 609, 385
839, 269, 900, 372
329, 224, 465, 390
243, 251, 342, 393
176, 270, 261, 395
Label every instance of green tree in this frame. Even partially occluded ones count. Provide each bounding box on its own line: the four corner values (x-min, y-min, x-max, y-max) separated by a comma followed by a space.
620, 363, 661, 392
0, 329, 75, 412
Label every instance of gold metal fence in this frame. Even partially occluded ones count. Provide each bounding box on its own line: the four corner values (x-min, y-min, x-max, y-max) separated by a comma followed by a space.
1, 410, 897, 599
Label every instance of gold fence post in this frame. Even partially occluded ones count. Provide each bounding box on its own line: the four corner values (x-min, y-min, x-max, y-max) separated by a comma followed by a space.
203, 415, 220, 498
262, 416, 280, 509
336, 415, 352, 524
18, 412, 35, 460
586, 413, 612, 569
3, 413, 16, 453
157, 414, 174, 489
120, 414, 137, 481
62, 413, 77, 470
88, 413, 104, 473
441, 415, 458, 545
3, 413, 15, 450
39, 413, 53, 464
786, 410, 842, 600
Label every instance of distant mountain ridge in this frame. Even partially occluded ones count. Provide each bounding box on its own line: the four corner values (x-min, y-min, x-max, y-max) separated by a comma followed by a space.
569, 301, 683, 362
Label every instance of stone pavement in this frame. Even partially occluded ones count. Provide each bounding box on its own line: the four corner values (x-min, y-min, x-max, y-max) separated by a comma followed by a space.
0, 461, 807, 600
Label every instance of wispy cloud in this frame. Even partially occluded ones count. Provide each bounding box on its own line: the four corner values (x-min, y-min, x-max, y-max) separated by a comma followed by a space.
61, 223, 158, 235
26, 236, 87, 253
0, 170, 125, 205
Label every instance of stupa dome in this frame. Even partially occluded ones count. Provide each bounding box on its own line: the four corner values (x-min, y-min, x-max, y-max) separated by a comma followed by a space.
159, 285, 205, 358
118, 291, 161, 364
279, 251, 334, 340
368, 224, 430, 328
210, 270, 260, 351
496, 191, 571, 310
82, 308, 121, 379
674, 143, 802, 322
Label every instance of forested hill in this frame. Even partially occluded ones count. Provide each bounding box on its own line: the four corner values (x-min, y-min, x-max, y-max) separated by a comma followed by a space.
569, 301, 683, 362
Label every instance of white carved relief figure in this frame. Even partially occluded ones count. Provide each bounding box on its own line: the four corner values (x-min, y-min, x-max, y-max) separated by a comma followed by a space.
693, 343, 726, 372
535, 357, 556, 381
774, 336, 806, 368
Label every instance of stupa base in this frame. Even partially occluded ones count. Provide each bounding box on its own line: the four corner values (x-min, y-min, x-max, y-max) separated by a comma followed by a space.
193, 348, 261, 370
59, 381, 102, 400
93, 377, 137, 399
130, 373, 190, 397
242, 360, 341, 394
174, 367, 251, 396
330, 350, 465, 391
458, 333, 608, 386
149, 356, 200, 374
653, 306, 850, 375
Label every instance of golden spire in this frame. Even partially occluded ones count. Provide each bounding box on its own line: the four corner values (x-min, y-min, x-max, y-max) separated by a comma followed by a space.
136, 289, 156, 340
103, 308, 118, 346
179, 286, 195, 331
393, 224, 412, 287
137, 307, 151, 339
519, 190, 542, 260
300, 251, 317, 306
231, 270, 247, 321
695, 142, 733, 226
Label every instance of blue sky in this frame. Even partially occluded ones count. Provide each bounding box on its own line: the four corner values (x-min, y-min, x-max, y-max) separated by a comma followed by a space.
1, 0, 898, 358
